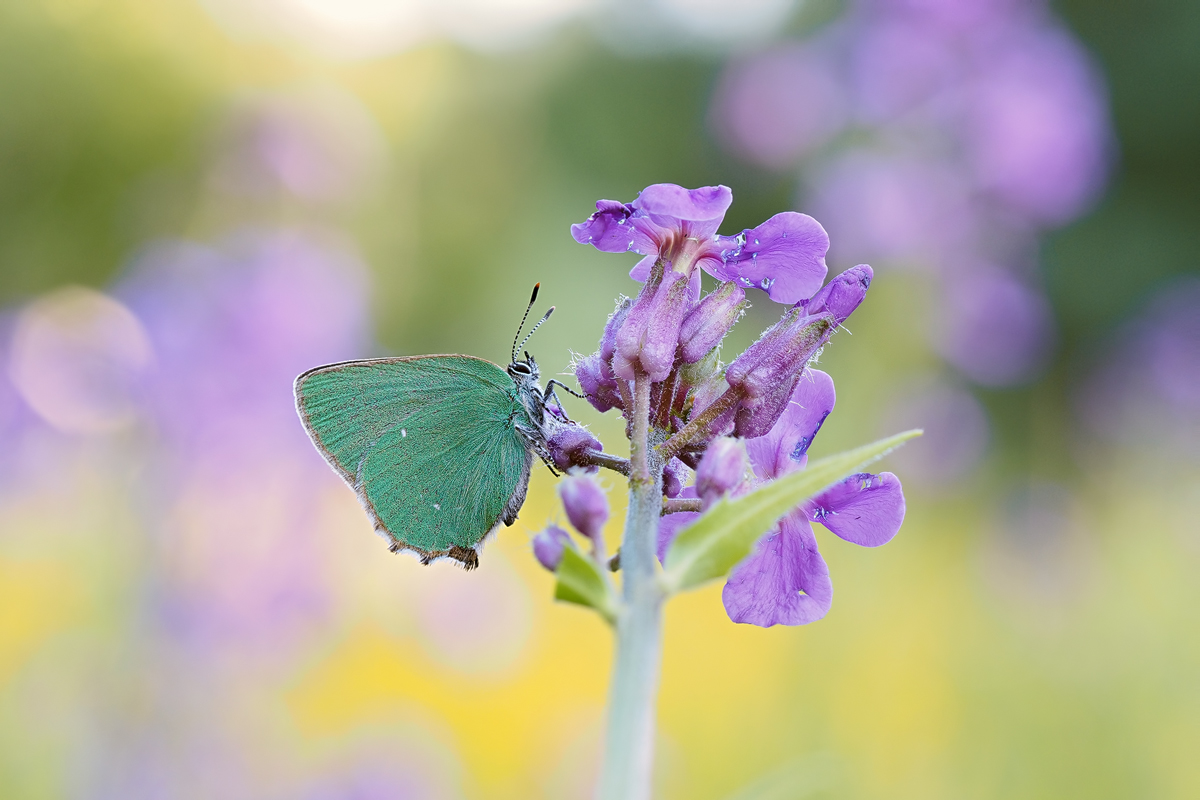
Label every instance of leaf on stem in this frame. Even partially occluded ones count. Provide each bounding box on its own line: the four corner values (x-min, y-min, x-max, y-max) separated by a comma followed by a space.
660, 429, 922, 594
554, 546, 620, 624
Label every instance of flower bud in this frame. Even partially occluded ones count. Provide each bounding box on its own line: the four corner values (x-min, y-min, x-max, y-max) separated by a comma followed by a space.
576, 354, 624, 413
802, 265, 872, 325
533, 525, 572, 572
546, 422, 603, 472
696, 437, 747, 509
663, 458, 687, 498
613, 269, 693, 381
678, 281, 747, 364
726, 311, 836, 438
600, 296, 633, 364
559, 472, 609, 541
726, 312, 835, 400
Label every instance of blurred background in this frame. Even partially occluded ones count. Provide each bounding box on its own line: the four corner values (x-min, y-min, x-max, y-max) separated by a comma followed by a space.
1, 0, 1198, 797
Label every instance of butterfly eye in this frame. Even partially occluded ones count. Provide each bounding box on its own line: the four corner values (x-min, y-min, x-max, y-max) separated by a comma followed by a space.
511, 362, 531, 375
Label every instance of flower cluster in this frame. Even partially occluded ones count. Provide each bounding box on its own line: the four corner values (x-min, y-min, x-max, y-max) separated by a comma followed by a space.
709, 0, 1111, 389
540, 184, 906, 626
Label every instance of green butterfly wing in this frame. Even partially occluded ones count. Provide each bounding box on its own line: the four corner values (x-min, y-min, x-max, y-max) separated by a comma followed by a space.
294, 355, 534, 567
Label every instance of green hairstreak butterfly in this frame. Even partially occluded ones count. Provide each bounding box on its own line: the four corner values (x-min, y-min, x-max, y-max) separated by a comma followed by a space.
294, 285, 574, 570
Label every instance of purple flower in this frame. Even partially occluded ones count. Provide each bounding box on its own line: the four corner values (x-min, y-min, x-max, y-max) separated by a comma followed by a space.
533, 525, 572, 572
661, 368, 906, 626
678, 281, 747, 364
559, 472, 609, 542
546, 422, 603, 472
933, 266, 1055, 387
708, 1, 1113, 394
695, 437, 747, 509
613, 268, 694, 381
963, 26, 1111, 224
572, 183, 830, 305
800, 264, 873, 324
724, 309, 837, 439
710, 43, 848, 169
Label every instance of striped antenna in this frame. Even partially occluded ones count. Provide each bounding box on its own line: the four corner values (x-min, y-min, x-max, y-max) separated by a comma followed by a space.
519, 306, 555, 354
511, 283, 540, 363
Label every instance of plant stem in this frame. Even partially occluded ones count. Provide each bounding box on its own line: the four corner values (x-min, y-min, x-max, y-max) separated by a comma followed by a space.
576, 449, 632, 476
658, 385, 742, 463
597, 372, 664, 800
662, 497, 703, 514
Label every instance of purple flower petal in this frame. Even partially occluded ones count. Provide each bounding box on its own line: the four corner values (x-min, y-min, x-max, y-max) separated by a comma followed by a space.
571, 200, 656, 254
711, 212, 829, 304
628, 254, 657, 282
722, 512, 832, 627
744, 368, 836, 480
807, 472, 906, 547
632, 184, 732, 240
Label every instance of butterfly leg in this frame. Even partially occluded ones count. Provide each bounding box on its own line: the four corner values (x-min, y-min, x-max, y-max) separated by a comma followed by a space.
546, 379, 586, 399
544, 380, 586, 423
516, 423, 561, 477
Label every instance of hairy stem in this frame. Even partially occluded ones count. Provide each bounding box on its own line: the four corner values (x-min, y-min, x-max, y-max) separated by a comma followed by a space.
575, 449, 632, 476
598, 372, 664, 800
658, 385, 742, 463
662, 497, 703, 515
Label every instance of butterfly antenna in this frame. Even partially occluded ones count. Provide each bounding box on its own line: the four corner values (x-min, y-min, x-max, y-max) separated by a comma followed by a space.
519, 306, 555, 353
512, 283, 540, 363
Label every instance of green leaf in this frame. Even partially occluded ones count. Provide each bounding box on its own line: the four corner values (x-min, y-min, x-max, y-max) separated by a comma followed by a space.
554, 546, 620, 624
661, 429, 922, 594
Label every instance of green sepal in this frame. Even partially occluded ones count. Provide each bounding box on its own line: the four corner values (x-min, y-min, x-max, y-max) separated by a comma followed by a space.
554, 546, 620, 625
661, 429, 922, 595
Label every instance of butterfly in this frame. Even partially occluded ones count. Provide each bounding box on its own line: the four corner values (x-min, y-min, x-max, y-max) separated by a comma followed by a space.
294, 285, 579, 570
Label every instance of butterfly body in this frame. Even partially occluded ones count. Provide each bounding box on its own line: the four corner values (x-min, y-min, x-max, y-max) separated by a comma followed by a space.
295, 353, 555, 569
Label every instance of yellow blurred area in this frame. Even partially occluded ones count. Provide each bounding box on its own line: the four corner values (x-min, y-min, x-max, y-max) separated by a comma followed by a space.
0, 559, 80, 687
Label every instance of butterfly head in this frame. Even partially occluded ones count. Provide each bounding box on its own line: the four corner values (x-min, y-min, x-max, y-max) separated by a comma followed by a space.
509, 282, 553, 389
508, 352, 540, 383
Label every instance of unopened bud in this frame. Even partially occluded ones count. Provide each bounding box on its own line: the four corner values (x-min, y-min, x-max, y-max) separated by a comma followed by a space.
725, 311, 836, 438
726, 312, 835, 400
678, 281, 747, 364
533, 525, 572, 572
559, 472, 609, 540
802, 265, 872, 325
696, 437, 747, 509
546, 422, 603, 472
613, 269, 693, 381
575, 353, 622, 413
599, 296, 633, 364
663, 458, 687, 498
